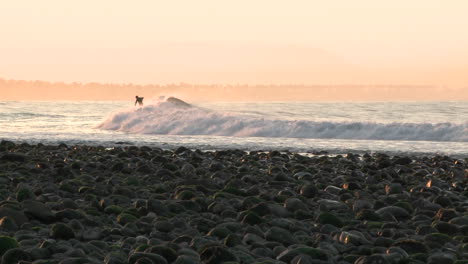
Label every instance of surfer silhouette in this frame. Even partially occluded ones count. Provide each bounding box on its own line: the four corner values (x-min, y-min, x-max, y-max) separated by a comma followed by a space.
135, 96, 144, 106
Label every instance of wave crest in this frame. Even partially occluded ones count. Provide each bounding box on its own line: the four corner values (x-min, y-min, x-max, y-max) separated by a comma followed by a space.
97, 99, 467, 142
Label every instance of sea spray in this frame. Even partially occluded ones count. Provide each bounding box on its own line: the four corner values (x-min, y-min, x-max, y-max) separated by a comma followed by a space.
97, 98, 467, 142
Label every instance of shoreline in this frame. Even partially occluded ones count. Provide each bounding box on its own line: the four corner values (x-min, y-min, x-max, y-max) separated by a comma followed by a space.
0, 140, 467, 263
2, 138, 468, 160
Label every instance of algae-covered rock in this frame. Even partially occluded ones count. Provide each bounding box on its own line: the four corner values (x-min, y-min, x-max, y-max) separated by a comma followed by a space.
0, 236, 19, 256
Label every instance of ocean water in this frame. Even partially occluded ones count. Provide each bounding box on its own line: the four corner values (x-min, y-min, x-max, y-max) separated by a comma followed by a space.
0, 99, 467, 157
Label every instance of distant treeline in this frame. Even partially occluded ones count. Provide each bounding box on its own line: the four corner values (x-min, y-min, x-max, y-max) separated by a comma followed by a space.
1, 78, 466, 101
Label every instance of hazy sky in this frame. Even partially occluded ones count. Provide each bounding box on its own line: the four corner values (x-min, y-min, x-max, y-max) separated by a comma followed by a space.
1, 0, 467, 85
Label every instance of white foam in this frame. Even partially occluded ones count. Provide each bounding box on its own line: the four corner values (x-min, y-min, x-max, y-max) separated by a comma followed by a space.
97, 100, 468, 142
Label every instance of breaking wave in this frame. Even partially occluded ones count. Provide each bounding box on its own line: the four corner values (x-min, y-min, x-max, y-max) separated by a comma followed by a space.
97, 98, 467, 142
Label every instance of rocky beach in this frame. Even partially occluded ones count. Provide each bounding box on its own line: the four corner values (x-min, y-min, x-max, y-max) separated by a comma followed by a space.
0, 140, 467, 264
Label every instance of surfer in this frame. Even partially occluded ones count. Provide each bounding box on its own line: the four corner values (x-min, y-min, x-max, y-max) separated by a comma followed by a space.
134, 96, 144, 106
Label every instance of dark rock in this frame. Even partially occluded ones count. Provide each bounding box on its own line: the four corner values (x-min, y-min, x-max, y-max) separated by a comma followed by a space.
392, 239, 428, 254
55, 209, 86, 220
433, 222, 459, 236
116, 213, 137, 225
284, 198, 308, 212
385, 183, 403, 194
354, 254, 389, 264
0, 207, 28, 227
104, 252, 127, 264
265, 227, 297, 246
1, 248, 32, 264
22, 201, 55, 223
356, 209, 381, 221
29, 247, 51, 260
173, 255, 199, 264
0, 236, 19, 256
393, 156, 412, 165
16, 186, 36, 202
435, 209, 458, 222
50, 223, 75, 240
154, 220, 174, 233
416, 225, 437, 235
200, 246, 237, 264
276, 247, 328, 263
144, 246, 178, 263
317, 212, 344, 227
0, 153, 27, 162
424, 233, 452, 245
427, 253, 456, 264
342, 182, 361, 190
0, 217, 18, 231
224, 234, 243, 247
207, 227, 231, 239
128, 252, 168, 264
449, 216, 468, 226
300, 184, 318, 198
375, 206, 410, 220
241, 212, 263, 225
